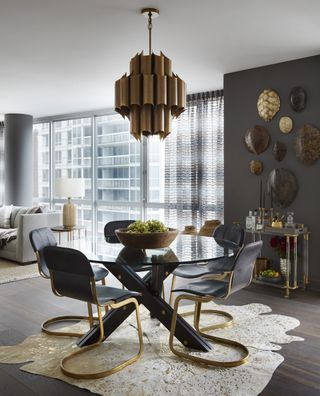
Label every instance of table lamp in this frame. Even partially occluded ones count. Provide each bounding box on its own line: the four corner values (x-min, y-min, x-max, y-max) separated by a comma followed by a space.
55, 178, 85, 229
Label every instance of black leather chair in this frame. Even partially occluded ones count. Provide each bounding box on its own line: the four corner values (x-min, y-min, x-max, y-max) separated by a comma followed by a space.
104, 220, 135, 243
43, 246, 143, 379
29, 227, 109, 337
169, 223, 245, 306
169, 240, 263, 368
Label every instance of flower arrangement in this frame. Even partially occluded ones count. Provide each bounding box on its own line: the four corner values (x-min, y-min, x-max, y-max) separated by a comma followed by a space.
270, 236, 293, 258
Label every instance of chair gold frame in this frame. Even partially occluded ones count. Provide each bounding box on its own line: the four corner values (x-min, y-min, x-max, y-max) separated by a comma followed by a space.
36, 251, 106, 338
169, 272, 249, 368
49, 273, 144, 380
169, 272, 234, 332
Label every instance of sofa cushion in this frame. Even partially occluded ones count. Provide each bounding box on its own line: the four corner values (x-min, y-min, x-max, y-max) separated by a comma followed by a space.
10, 207, 29, 228
10, 206, 43, 228
0, 205, 13, 228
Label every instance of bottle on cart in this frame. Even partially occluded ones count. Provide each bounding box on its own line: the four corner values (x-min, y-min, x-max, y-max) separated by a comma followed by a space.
246, 210, 255, 230
256, 214, 263, 231
264, 209, 270, 227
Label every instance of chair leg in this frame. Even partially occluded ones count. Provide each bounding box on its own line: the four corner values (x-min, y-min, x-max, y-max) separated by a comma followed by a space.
60, 298, 144, 379
41, 306, 98, 338
169, 274, 177, 306
193, 300, 233, 332
100, 278, 109, 314
176, 300, 233, 332
169, 294, 248, 368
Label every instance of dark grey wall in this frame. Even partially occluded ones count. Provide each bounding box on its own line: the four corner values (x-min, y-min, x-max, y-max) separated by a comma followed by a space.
4, 113, 33, 206
224, 55, 320, 290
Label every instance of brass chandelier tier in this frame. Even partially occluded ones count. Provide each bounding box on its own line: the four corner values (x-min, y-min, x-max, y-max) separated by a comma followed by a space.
115, 8, 186, 140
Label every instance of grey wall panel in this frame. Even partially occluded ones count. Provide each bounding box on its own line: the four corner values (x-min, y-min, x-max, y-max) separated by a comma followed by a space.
4, 113, 33, 206
224, 55, 320, 290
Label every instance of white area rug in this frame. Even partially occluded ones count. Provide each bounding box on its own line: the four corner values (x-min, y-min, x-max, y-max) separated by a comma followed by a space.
0, 259, 39, 284
0, 302, 303, 396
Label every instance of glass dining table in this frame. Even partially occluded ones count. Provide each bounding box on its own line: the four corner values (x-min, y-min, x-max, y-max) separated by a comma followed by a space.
63, 234, 225, 352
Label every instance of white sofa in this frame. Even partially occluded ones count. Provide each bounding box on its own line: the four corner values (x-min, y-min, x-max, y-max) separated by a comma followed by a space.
0, 207, 61, 264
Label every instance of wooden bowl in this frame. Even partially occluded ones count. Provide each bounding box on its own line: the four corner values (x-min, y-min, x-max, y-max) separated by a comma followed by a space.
115, 228, 179, 249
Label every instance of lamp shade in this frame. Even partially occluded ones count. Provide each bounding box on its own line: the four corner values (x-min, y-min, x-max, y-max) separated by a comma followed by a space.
55, 178, 85, 198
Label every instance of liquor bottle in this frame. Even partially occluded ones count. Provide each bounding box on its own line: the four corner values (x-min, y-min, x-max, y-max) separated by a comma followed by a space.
246, 211, 253, 230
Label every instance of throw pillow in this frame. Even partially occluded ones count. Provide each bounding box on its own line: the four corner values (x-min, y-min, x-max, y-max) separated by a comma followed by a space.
0, 205, 13, 228
26, 206, 43, 214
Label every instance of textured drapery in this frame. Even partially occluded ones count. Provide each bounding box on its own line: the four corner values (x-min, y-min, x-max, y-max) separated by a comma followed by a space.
164, 90, 224, 230
0, 122, 4, 205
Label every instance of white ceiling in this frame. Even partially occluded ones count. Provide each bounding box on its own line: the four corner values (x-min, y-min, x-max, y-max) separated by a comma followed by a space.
1, 0, 320, 118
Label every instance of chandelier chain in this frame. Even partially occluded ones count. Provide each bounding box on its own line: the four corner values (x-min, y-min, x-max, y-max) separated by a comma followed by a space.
148, 11, 152, 55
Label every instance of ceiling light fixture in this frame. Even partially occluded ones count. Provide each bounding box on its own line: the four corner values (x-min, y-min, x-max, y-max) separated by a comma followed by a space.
115, 8, 186, 140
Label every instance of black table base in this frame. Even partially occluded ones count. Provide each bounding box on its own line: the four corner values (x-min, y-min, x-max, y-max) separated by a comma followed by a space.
77, 263, 211, 352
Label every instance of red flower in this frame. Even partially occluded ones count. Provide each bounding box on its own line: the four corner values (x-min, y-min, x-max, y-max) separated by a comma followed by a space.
269, 236, 293, 259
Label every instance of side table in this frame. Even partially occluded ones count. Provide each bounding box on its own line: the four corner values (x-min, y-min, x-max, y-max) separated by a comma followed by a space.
247, 226, 309, 298
51, 226, 87, 245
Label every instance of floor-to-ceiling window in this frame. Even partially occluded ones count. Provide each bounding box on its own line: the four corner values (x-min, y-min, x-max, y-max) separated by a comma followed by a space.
95, 114, 141, 235
33, 91, 224, 236
52, 117, 93, 232
33, 122, 50, 204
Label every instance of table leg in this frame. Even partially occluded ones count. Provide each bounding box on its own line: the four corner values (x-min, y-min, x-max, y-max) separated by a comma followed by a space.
303, 233, 309, 289
285, 235, 291, 298
77, 264, 211, 352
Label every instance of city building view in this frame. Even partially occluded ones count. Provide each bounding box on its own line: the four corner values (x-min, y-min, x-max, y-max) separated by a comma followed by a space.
33, 114, 165, 236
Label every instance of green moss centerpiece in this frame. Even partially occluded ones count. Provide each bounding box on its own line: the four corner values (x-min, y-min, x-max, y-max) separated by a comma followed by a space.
115, 220, 178, 249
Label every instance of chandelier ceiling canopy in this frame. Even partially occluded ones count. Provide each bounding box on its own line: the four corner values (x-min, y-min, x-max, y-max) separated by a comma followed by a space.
115, 8, 186, 140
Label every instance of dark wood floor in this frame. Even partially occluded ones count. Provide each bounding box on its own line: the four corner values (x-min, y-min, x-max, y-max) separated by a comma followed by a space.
0, 275, 319, 396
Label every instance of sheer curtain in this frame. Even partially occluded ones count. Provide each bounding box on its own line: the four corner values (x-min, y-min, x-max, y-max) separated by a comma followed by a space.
164, 90, 224, 230
0, 121, 4, 205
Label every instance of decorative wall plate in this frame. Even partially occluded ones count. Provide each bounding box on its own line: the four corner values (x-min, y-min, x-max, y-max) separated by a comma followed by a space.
257, 89, 280, 122
279, 116, 293, 134
244, 125, 270, 155
295, 124, 320, 166
267, 168, 298, 208
290, 87, 306, 112
272, 141, 287, 162
249, 160, 263, 175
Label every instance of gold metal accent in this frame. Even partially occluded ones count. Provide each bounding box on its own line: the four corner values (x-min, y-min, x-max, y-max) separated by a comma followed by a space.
161, 309, 166, 315
118, 275, 122, 280
180, 307, 233, 333
141, 8, 160, 16
60, 297, 144, 379
165, 271, 169, 276
115, 8, 186, 140
169, 294, 248, 368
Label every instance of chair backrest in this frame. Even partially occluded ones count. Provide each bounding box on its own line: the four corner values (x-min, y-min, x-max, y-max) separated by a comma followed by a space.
29, 227, 57, 278
213, 223, 245, 251
104, 220, 135, 243
229, 240, 263, 294
43, 246, 96, 304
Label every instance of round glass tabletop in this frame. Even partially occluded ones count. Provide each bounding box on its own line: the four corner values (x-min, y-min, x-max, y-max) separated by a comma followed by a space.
64, 234, 226, 267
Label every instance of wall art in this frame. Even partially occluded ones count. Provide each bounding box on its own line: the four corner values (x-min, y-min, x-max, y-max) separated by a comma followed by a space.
290, 86, 306, 112
279, 116, 293, 134
244, 125, 270, 155
295, 124, 320, 165
267, 168, 298, 208
249, 160, 263, 175
257, 88, 280, 121
272, 141, 287, 162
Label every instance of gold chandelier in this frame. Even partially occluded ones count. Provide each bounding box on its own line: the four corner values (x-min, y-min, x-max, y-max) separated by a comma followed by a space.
115, 8, 186, 140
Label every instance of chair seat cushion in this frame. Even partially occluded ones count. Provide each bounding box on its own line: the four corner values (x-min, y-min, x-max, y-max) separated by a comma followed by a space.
173, 279, 229, 298
92, 264, 109, 282
173, 256, 234, 278
96, 285, 140, 305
